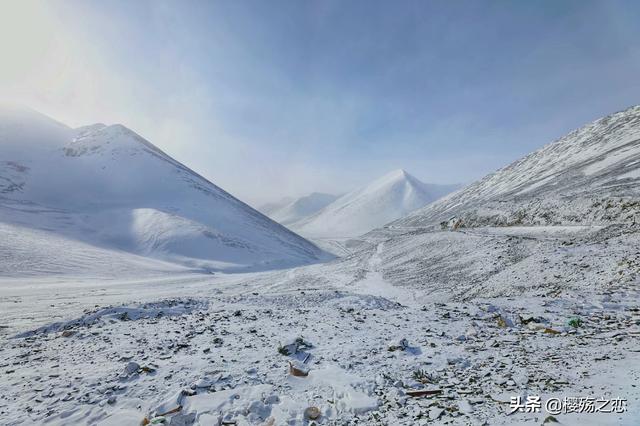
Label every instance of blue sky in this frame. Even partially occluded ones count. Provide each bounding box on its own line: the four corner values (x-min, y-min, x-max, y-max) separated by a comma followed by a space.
2, 0, 640, 204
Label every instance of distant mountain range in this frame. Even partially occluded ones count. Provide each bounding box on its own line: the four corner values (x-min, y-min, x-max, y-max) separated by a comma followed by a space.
352, 105, 640, 300
286, 169, 459, 239
260, 192, 340, 226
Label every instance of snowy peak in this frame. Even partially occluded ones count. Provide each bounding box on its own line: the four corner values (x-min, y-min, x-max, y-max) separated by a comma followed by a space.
351, 169, 433, 202
380, 168, 409, 181
367, 169, 414, 188
63, 123, 173, 161
0, 108, 329, 273
289, 170, 459, 239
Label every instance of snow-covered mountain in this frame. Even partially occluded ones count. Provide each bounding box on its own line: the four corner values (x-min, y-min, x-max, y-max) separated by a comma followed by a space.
0, 106, 329, 274
345, 105, 640, 302
264, 192, 339, 226
289, 169, 459, 238
390, 105, 640, 230
258, 197, 294, 217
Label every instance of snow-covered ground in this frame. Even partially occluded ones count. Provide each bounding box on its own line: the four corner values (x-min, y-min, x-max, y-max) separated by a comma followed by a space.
2, 106, 640, 426
1, 222, 639, 425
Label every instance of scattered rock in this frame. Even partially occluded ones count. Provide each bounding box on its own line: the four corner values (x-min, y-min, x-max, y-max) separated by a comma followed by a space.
141, 364, 157, 374
289, 361, 310, 377
278, 337, 313, 356
429, 407, 444, 420
519, 314, 543, 325
304, 406, 321, 420
406, 389, 442, 397
125, 361, 140, 375
496, 315, 514, 328
388, 338, 409, 352
169, 413, 196, 425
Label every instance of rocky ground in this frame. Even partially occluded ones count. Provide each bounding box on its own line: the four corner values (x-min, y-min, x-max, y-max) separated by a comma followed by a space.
1, 261, 639, 425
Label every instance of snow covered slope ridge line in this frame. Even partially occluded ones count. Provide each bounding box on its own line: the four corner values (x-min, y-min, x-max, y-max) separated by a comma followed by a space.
263, 192, 339, 226
289, 169, 460, 238
0, 105, 331, 275
389, 105, 640, 229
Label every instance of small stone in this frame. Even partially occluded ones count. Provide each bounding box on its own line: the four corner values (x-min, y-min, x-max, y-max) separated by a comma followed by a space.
289, 361, 310, 377
429, 407, 444, 420
124, 361, 140, 375
388, 338, 409, 352
248, 400, 270, 419
168, 413, 196, 426
107, 395, 116, 405
304, 406, 321, 420
496, 315, 514, 328
264, 394, 280, 405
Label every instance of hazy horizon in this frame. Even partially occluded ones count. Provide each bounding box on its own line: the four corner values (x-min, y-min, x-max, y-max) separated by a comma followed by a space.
2, 0, 640, 205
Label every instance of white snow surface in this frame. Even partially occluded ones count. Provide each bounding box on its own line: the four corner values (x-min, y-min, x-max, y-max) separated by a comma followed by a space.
0, 106, 329, 274
290, 169, 459, 238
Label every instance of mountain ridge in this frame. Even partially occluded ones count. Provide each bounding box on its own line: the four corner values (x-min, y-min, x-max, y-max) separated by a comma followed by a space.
289, 169, 459, 238
387, 104, 640, 230
0, 107, 330, 274
265, 192, 340, 226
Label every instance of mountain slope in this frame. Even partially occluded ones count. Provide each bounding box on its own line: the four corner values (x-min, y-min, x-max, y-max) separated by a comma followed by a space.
0, 106, 329, 274
289, 169, 459, 238
390, 105, 640, 230
266, 192, 339, 226
341, 105, 640, 302
258, 197, 294, 217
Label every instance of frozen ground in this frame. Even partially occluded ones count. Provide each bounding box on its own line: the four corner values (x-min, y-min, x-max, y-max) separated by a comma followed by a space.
1, 224, 639, 426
